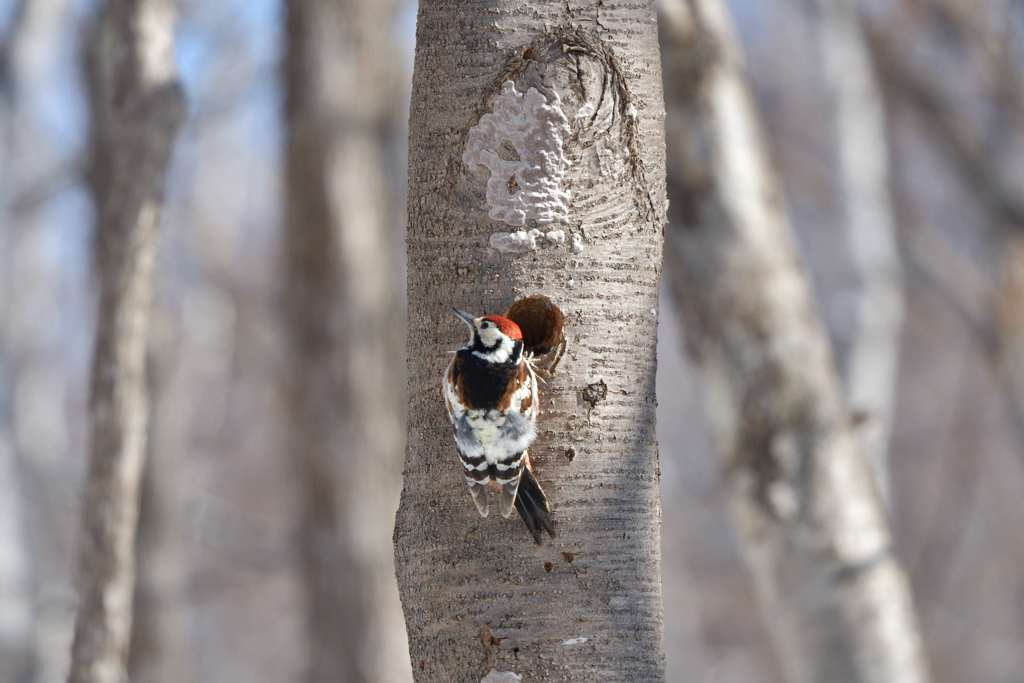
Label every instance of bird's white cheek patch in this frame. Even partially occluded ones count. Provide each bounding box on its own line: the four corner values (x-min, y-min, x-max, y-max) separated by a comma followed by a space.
478, 326, 501, 348
472, 335, 515, 364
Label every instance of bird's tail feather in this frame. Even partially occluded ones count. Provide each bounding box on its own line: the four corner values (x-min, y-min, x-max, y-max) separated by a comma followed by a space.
514, 465, 555, 544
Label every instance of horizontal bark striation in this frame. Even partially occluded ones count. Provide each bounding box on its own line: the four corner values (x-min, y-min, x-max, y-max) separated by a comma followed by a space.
395, 1, 667, 680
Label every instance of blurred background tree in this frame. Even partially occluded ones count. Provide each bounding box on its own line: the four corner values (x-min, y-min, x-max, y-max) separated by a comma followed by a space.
281, 0, 406, 680
1, 0, 1023, 682
69, 0, 185, 681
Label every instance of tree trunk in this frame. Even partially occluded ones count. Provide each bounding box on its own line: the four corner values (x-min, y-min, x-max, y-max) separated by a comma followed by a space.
0, 388, 33, 683
995, 240, 1024, 431
282, 1, 409, 681
394, 1, 667, 680
0, 4, 36, 679
67, 0, 184, 681
805, 0, 903, 505
660, 2, 930, 682
126, 384, 194, 683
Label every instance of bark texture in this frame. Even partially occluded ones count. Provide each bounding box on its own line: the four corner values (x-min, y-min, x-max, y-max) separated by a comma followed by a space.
394, 2, 667, 680
995, 240, 1024, 429
806, 0, 903, 505
67, 1, 185, 682
283, 1, 409, 681
660, 2, 930, 682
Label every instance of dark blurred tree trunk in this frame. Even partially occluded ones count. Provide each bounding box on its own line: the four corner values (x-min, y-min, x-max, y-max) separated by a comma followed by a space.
804, 0, 903, 505
282, 1, 408, 681
660, 2, 930, 682
67, 0, 185, 681
393, 1, 667, 679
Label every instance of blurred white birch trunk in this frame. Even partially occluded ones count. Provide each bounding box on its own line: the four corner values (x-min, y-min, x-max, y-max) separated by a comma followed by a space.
660, 1, 930, 681
67, 0, 185, 681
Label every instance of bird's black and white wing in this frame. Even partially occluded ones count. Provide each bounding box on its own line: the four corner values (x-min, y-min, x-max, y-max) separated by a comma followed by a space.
443, 355, 491, 516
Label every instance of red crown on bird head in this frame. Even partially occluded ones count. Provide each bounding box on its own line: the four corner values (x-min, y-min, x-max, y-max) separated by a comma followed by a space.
481, 315, 523, 341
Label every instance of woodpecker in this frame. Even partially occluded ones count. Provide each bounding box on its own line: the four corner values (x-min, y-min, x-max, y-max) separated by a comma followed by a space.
443, 308, 555, 543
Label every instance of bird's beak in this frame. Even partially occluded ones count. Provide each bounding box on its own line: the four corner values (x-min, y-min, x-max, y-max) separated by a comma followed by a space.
451, 308, 476, 328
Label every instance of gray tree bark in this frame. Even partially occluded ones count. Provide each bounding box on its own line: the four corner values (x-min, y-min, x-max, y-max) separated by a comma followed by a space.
0, 372, 32, 680
0, 414, 32, 682
995, 240, 1024, 431
282, 1, 409, 681
394, 1, 667, 680
804, 0, 903, 506
67, 1, 185, 681
660, 2, 930, 682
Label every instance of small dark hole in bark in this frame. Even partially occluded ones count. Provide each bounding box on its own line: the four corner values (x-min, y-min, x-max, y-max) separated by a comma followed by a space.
507, 174, 520, 195
419, 660, 427, 670
582, 380, 608, 409
561, 551, 575, 563
543, 561, 554, 572
564, 446, 576, 462
497, 139, 520, 161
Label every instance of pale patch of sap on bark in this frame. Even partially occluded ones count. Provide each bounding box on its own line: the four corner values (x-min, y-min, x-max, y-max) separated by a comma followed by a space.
463, 80, 572, 228
561, 636, 589, 646
490, 229, 542, 253
544, 228, 566, 244
488, 227, 569, 254
462, 29, 656, 260
480, 669, 522, 682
